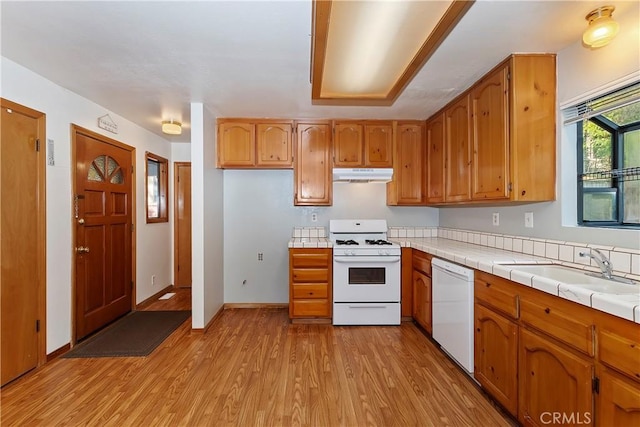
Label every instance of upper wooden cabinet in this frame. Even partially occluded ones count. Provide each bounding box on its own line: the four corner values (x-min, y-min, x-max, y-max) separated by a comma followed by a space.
426, 53, 556, 205
217, 119, 293, 168
333, 121, 393, 168
387, 122, 425, 205
295, 121, 332, 206
471, 65, 509, 200
426, 113, 445, 204
445, 94, 471, 202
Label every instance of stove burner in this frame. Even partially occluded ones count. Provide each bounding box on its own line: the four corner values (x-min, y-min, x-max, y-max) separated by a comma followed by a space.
365, 239, 393, 245
336, 239, 359, 245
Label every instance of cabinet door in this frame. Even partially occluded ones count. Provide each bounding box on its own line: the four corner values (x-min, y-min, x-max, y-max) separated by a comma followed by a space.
597, 370, 640, 427
471, 65, 509, 200
392, 123, 425, 205
333, 123, 363, 167
256, 122, 293, 168
217, 122, 255, 167
519, 328, 594, 427
474, 304, 518, 416
426, 113, 445, 203
364, 124, 393, 167
413, 270, 431, 333
445, 95, 471, 202
295, 123, 332, 205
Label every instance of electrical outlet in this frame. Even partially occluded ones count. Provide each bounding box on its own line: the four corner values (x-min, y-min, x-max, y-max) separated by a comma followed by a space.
525, 212, 534, 228
258, 252, 264, 261
151, 275, 156, 286
492, 213, 500, 226
242, 279, 247, 285
311, 213, 318, 222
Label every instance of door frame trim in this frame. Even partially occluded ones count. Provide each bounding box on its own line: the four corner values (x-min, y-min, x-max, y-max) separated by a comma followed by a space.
70, 124, 136, 344
173, 161, 191, 288
1, 98, 47, 367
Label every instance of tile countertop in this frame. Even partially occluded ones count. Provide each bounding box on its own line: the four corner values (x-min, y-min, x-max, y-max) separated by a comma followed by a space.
288, 238, 333, 248
393, 237, 640, 324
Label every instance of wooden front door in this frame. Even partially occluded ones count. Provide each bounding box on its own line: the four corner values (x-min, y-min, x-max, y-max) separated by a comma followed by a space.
73, 126, 133, 340
1, 99, 46, 386
174, 162, 191, 288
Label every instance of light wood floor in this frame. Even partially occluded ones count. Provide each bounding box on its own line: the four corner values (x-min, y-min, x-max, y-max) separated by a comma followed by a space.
1, 290, 512, 426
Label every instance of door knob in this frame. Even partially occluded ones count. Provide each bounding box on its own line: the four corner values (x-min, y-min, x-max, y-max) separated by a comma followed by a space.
76, 246, 90, 254
78, 218, 85, 224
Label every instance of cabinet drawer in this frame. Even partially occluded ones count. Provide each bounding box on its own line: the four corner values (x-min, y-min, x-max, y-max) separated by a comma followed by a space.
412, 252, 431, 276
474, 273, 519, 319
292, 283, 328, 299
520, 297, 594, 357
292, 268, 328, 282
599, 328, 640, 383
291, 299, 330, 317
291, 253, 330, 268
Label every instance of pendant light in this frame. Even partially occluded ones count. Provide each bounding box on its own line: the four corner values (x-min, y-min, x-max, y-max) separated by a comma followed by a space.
582, 6, 619, 48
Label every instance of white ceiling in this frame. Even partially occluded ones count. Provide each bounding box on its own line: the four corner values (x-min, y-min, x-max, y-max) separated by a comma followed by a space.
1, 0, 635, 141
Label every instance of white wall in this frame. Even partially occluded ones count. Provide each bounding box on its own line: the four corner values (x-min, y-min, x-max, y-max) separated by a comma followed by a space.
1, 57, 173, 353
190, 104, 224, 328
438, 6, 640, 250
223, 170, 439, 303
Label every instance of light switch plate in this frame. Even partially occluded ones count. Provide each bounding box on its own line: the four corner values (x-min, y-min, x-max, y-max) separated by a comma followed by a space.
492, 213, 499, 226
47, 138, 55, 166
525, 212, 534, 228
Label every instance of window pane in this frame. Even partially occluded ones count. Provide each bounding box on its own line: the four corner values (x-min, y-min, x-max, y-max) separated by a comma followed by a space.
583, 121, 612, 173
583, 191, 617, 222
147, 159, 160, 218
623, 129, 640, 223
602, 101, 640, 126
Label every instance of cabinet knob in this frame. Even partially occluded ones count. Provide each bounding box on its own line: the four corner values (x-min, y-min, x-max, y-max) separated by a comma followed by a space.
544, 308, 550, 314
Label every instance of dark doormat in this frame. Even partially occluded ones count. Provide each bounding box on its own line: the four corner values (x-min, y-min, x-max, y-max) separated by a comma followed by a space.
63, 310, 191, 358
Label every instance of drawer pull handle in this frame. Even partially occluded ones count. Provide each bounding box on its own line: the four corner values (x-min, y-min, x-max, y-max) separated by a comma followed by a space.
544, 308, 551, 314
486, 282, 491, 287
308, 292, 314, 296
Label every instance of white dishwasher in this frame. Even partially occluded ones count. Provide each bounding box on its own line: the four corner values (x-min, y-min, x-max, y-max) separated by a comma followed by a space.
431, 257, 474, 375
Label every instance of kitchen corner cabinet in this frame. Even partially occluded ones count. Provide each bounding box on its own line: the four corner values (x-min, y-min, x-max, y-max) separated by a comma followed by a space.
412, 250, 431, 333
333, 121, 393, 168
387, 121, 425, 205
426, 113, 445, 204
445, 94, 471, 202
217, 120, 293, 168
289, 248, 332, 319
294, 122, 332, 206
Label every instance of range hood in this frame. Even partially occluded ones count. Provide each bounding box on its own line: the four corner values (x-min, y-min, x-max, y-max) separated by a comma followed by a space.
332, 168, 394, 183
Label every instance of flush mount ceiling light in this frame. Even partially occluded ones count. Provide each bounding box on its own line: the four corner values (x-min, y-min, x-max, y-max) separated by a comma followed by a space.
582, 5, 619, 48
310, 0, 474, 105
162, 119, 182, 135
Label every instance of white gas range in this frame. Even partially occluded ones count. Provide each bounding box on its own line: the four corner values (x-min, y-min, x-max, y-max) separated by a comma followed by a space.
329, 219, 401, 326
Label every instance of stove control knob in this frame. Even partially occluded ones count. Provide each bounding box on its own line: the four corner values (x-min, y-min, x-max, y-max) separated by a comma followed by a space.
347, 250, 354, 256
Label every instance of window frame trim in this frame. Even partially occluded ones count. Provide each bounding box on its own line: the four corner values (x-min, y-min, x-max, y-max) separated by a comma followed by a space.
145, 151, 169, 224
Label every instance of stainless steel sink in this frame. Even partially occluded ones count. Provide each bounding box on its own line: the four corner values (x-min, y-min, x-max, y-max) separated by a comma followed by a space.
507, 265, 639, 294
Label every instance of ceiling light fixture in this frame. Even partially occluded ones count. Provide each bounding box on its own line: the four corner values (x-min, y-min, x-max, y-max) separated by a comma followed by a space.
582, 5, 619, 48
310, 0, 474, 105
162, 119, 182, 135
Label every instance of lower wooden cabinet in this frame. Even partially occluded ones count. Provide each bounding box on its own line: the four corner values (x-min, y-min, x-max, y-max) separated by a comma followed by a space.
597, 370, 640, 426
518, 327, 594, 426
474, 303, 518, 416
289, 248, 332, 319
411, 251, 431, 333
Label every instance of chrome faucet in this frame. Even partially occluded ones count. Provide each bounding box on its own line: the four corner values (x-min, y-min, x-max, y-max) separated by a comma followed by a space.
579, 248, 613, 279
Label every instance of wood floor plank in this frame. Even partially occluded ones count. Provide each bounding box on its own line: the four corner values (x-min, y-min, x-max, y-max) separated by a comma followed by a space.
1, 306, 513, 426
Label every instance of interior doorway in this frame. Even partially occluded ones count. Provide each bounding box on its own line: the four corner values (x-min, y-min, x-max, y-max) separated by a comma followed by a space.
0, 98, 46, 386
72, 125, 135, 341
174, 162, 192, 288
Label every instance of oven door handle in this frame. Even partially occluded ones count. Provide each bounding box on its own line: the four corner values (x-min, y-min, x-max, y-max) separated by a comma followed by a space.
334, 256, 400, 263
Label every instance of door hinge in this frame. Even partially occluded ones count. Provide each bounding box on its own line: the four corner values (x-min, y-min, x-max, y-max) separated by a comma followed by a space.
178, 264, 180, 271
36, 138, 40, 152
36, 319, 40, 332
592, 377, 600, 394
508, 182, 513, 192
131, 281, 134, 289
131, 222, 135, 232
131, 166, 134, 174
